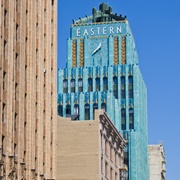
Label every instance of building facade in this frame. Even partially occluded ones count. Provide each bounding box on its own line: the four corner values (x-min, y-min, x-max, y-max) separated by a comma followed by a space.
57, 110, 126, 180
0, 0, 57, 179
57, 3, 149, 179
148, 144, 166, 180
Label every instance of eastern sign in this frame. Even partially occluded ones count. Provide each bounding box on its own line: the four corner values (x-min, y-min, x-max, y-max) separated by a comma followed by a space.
71, 22, 126, 38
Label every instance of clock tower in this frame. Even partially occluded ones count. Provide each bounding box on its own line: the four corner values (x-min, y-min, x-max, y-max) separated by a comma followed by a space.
58, 3, 149, 180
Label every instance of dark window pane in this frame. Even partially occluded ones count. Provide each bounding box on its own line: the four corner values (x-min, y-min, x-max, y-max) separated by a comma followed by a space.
78, 78, 83, 92
74, 104, 79, 115
121, 108, 126, 130
88, 78, 93, 92
128, 76, 133, 98
63, 79, 68, 93
113, 76, 118, 99
121, 76, 125, 99
84, 104, 90, 120
70, 79, 75, 92
129, 108, 134, 129
101, 103, 106, 111
103, 77, 108, 91
66, 105, 71, 115
58, 105, 63, 116
96, 77, 100, 91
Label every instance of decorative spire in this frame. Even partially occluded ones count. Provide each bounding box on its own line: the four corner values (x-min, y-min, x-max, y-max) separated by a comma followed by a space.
73, 2, 126, 25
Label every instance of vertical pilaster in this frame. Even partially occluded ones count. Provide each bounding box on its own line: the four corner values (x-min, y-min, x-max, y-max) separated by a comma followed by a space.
67, 38, 72, 68
108, 35, 113, 66
79, 93, 84, 120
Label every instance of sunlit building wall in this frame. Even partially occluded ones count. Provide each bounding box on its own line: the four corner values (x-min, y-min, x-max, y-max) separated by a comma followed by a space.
0, 0, 57, 179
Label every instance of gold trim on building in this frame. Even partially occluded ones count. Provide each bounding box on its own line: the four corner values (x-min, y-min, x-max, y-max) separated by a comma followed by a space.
114, 37, 118, 64
72, 41, 77, 67
80, 40, 84, 67
121, 36, 126, 64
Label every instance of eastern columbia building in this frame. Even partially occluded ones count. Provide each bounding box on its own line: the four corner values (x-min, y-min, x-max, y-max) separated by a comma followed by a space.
57, 3, 149, 180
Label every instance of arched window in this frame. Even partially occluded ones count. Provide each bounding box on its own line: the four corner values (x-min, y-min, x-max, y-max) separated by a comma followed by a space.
93, 103, 98, 119
57, 105, 63, 116
121, 108, 126, 130
88, 77, 93, 92
101, 103, 106, 112
63, 79, 68, 93
66, 104, 71, 116
103, 77, 108, 91
84, 104, 90, 120
96, 77, 100, 91
129, 108, 134, 129
121, 76, 125, 99
78, 78, 83, 92
70, 79, 75, 92
128, 76, 133, 98
113, 76, 118, 99
74, 104, 79, 115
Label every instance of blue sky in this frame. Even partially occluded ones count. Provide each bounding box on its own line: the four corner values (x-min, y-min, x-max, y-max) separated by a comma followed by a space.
58, 0, 180, 179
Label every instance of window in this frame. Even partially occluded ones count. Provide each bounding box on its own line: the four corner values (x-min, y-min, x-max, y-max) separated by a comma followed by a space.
78, 78, 83, 92
124, 152, 128, 166
74, 104, 79, 115
63, 79, 68, 93
3, 71, 6, 90
105, 162, 108, 178
93, 103, 98, 119
110, 146, 113, 161
16, 24, 19, 41
2, 135, 5, 154
110, 168, 113, 180
70, 79, 75, 92
4, 40, 7, 59
84, 104, 90, 120
16, 0, 19, 12
113, 76, 118, 99
14, 113, 17, 131
88, 77, 93, 92
15, 53, 19, 72
121, 108, 126, 130
52, 0, 54, 6
128, 76, 133, 98
2, 103, 6, 122
129, 108, 134, 129
103, 77, 108, 91
57, 105, 63, 116
66, 104, 71, 115
101, 103, 106, 112
95, 77, 100, 91
121, 76, 125, 99
4, 9, 7, 28
15, 83, 18, 100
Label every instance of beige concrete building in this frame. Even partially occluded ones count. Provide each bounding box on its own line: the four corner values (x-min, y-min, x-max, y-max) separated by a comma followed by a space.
57, 110, 126, 180
0, 0, 57, 179
148, 144, 166, 180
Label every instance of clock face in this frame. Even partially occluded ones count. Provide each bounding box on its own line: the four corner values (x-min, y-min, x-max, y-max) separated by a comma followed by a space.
89, 38, 108, 59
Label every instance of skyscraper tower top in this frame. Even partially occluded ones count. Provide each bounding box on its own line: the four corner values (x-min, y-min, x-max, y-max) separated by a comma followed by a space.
66, 3, 138, 69
73, 2, 126, 25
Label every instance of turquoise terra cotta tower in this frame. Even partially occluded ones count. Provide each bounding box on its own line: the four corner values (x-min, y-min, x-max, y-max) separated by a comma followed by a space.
58, 3, 149, 180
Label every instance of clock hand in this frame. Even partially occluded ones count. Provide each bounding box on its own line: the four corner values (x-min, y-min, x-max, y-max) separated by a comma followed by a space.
92, 42, 102, 55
